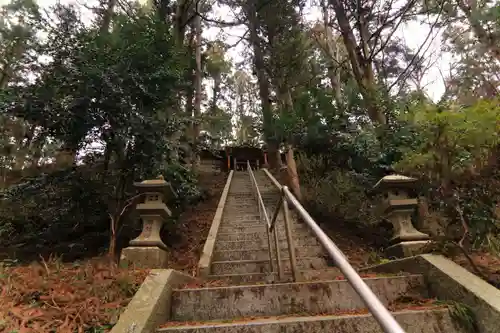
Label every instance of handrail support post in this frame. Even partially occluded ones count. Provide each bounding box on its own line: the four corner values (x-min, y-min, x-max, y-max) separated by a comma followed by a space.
247, 161, 276, 276
269, 195, 283, 232
282, 186, 299, 282
272, 227, 283, 280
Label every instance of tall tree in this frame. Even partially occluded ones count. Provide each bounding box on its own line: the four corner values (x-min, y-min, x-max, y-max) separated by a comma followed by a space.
191, 1, 203, 170
99, 0, 117, 33
327, 0, 428, 124
259, 0, 309, 199
243, 0, 281, 169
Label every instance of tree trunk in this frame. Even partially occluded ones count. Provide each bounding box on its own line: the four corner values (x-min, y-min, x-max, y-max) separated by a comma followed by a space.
328, 0, 386, 124
0, 39, 25, 89
285, 145, 302, 201
320, 0, 342, 104
191, 4, 202, 172
99, 0, 117, 33
281, 88, 302, 199
246, 1, 281, 169
211, 76, 221, 113
108, 220, 117, 259
174, 0, 190, 45
268, 142, 281, 170
29, 131, 46, 170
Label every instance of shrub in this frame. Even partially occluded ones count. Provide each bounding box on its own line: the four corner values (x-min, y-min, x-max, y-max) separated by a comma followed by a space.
296, 154, 389, 245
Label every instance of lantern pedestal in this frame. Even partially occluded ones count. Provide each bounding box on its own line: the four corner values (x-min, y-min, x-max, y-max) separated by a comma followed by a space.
385, 240, 432, 258
120, 246, 168, 269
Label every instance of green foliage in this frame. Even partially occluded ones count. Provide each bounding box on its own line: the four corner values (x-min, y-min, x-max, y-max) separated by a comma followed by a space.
447, 301, 479, 333
201, 107, 233, 148
0, 2, 202, 260
392, 98, 500, 251
0, 167, 111, 255
294, 91, 500, 251
395, 99, 500, 179
3, 6, 187, 155
297, 154, 381, 223
162, 163, 202, 210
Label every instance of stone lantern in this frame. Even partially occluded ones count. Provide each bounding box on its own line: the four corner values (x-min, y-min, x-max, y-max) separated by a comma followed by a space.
120, 177, 175, 269
373, 174, 431, 258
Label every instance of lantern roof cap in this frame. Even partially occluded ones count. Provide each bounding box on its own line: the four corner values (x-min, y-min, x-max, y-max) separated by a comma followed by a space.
373, 174, 418, 191
134, 176, 176, 198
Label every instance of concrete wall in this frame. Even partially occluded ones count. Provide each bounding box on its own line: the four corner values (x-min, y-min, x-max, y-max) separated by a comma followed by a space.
111, 269, 197, 333
362, 254, 500, 333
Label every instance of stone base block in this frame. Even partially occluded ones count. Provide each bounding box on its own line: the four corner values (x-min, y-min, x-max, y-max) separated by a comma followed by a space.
120, 246, 168, 269
385, 240, 432, 259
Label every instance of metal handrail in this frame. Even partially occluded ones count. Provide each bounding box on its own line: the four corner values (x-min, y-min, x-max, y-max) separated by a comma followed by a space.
246, 161, 282, 279
261, 168, 406, 333
246, 161, 301, 282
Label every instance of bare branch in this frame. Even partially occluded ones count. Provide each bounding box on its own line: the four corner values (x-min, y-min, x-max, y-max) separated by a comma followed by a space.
368, 0, 419, 61
368, 0, 397, 47
226, 30, 249, 48
110, 192, 144, 236
388, 2, 444, 92
188, 0, 274, 28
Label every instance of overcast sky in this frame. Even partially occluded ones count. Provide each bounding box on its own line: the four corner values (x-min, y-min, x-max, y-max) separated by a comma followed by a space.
1, 0, 451, 101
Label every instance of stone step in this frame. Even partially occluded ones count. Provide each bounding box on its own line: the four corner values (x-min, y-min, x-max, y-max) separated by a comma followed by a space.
157, 309, 462, 333
222, 211, 260, 217
216, 229, 308, 241
217, 225, 268, 234
213, 246, 325, 261
221, 219, 263, 224
208, 272, 276, 284
218, 223, 268, 229
223, 205, 258, 210
219, 221, 308, 229
222, 215, 260, 222
224, 200, 257, 205
218, 222, 308, 232
214, 238, 320, 251
224, 198, 257, 202
170, 275, 426, 321
225, 192, 254, 197
220, 220, 308, 228
212, 246, 325, 261
210, 257, 328, 275
225, 202, 257, 206
223, 210, 261, 214
299, 268, 343, 280
220, 219, 263, 225
216, 231, 268, 241
227, 191, 254, 196
216, 228, 313, 241
260, 198, 279, 203
215, 227, 296, 236
222, 210, 260, 217
213, 249, 275, 261
207, 268, 343, 285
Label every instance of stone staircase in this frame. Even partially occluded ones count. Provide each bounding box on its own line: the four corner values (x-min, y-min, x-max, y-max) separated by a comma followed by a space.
156, 171, 467, 332
208, 171, 336, 284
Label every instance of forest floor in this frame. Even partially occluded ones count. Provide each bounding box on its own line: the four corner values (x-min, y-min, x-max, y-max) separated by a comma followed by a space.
0, 170, 227, 333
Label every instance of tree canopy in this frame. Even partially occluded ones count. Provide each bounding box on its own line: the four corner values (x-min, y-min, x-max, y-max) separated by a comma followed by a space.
0, 0, 499, 266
